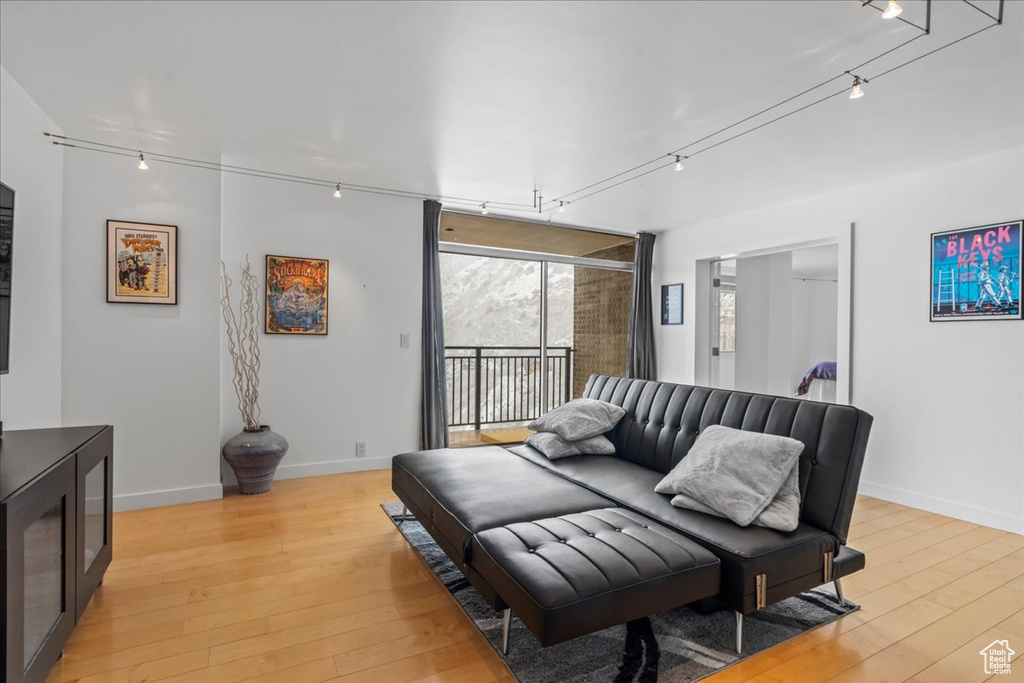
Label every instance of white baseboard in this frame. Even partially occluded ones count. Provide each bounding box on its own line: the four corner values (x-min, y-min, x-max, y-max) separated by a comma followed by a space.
274, 456, 392, 480
858, 480, 1024, 535
115, 458, 391, 511
114, 484, 223, 512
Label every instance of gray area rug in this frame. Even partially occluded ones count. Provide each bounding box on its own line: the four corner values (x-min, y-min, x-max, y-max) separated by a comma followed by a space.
383, 502, 857, 683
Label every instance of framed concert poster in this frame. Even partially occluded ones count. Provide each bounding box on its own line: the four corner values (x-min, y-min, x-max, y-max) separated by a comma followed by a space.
106, 220, 178, 304
930, 220, 1021, 322
265, 255, 329, 335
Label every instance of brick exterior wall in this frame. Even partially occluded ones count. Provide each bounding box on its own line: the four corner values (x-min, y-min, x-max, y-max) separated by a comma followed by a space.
572, 243, 634, 398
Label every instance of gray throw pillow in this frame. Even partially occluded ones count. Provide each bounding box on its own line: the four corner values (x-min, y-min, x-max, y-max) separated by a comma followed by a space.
654, 425, 804, 528
526, 431, 616, 460
670, 460, 801, 532
528, 398, 626, 442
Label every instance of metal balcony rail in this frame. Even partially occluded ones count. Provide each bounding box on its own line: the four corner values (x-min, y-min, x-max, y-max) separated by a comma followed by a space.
445, 346, 572, 429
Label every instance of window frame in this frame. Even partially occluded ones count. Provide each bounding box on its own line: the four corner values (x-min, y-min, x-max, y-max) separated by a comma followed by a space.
438, 220, 634, 418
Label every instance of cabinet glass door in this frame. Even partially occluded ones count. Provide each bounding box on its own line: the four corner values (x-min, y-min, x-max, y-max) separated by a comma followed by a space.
4, 455, 75, 683
22, 500, 65, 668
82, 459, 106, 572
76, 433, 113, 620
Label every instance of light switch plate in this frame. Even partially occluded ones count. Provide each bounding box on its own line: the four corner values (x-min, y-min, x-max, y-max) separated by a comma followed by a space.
400, 333, 410, 348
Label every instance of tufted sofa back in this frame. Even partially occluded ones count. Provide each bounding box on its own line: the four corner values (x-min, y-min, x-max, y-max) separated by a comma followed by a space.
583, 375, 873, 544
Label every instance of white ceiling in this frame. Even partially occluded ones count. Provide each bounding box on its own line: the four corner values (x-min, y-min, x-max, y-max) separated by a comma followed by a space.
1, 1, 1021, 233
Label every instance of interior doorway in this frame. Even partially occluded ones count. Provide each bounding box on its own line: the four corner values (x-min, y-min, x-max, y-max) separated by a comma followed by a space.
708, 244, 841, 402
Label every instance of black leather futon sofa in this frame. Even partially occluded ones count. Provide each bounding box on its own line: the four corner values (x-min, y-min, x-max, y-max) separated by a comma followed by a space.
392, 374, 873, 655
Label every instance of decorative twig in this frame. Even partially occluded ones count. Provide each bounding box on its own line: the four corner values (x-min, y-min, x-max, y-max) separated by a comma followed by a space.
221, 258, 262, 430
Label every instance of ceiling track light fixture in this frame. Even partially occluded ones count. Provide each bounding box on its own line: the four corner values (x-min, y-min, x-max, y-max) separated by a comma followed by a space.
674, 155, 687, 171
861, 0, 932, 33
845, 71, 868, 99
333, 183, 342, 198
881, 0, 903, 19
137, 152, 148, 170
48, 131, 541, 214
558, 201, 566, 213
481, 202, 489, 215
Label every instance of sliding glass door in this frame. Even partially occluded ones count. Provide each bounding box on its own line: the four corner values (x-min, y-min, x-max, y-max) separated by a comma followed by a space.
439, 211, 634, 447
440, 252, 545, 447
440, 246, 632, 447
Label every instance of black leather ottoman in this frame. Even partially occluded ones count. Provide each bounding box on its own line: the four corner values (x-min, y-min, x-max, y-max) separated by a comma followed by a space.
392, 446, 615, 607
473, 507, 721, 651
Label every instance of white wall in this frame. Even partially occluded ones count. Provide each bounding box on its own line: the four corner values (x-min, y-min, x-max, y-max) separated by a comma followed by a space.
61, 150, 223, 510
655, 145, 1024, 533
735, 252, 792, 396
790, 279, 838, 392
5, 122, 422, 509
718, 353, 735, 390
0, 66, 63, 428
219, 168, 422, 482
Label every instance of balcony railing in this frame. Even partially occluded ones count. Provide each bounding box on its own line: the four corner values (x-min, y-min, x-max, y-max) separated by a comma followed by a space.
446, 346, 573, 429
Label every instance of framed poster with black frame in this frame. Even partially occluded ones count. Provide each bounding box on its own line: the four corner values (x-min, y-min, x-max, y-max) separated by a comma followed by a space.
106, 220, 178, 305
661, 283, 683, 325
930, 220, 1021, 322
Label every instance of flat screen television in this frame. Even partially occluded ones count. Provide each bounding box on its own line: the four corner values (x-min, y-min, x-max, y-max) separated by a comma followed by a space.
1, 182, 13, 376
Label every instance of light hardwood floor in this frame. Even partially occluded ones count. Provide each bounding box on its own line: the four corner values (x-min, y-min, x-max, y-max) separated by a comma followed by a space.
45, 470, 1023, 683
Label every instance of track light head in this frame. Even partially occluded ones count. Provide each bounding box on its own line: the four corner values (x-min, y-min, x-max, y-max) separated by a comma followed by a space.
846, 72, 867, 99
333, 184, 342, 198
881, 0, 903, 19
849, 77, 865, 99
674, 155, 685, 171
137, 152, 148, 170
558, 201, 566, 213
481, 202, 489, 215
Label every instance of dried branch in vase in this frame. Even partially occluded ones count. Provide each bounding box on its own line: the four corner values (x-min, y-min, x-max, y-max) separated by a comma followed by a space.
221, 258, 262, 430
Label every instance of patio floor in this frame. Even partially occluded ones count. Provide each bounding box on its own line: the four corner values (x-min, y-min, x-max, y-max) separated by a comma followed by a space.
448, 427, 532, 448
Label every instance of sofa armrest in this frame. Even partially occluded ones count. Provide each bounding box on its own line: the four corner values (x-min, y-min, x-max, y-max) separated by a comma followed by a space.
833, 545, 865, 579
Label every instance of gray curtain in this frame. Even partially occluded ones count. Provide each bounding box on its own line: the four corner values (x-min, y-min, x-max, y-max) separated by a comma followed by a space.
627, 231, 657, 380
420, 200, 450, 449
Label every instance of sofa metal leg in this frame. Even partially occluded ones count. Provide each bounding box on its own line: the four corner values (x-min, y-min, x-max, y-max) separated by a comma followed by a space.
834, 578, 846, 607
398, 505, 408, 526
501, 608, 512, 655
735, 611, 743, 654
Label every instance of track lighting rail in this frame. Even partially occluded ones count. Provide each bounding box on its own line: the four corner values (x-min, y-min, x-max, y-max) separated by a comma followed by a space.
47, 0, 1004, 219
540, 0, 1003, 214
44, 133, 532, 211
960, 0, 1003, 24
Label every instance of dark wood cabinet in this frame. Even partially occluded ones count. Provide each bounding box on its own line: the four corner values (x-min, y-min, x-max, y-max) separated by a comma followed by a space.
1, 426, 113, 683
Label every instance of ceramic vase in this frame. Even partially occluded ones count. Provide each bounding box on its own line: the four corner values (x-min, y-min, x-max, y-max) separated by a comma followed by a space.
222, 426, 289, 495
